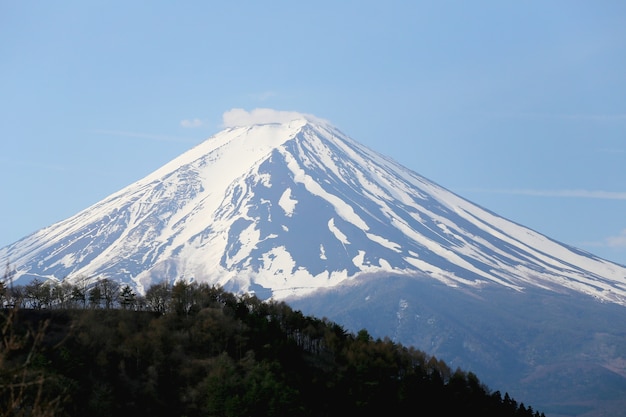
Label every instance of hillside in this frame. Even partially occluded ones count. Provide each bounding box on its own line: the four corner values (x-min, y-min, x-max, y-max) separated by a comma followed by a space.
0, 283, 544, 417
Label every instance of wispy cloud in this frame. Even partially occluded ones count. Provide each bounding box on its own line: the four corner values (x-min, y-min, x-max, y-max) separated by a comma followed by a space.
222, 108, 326, 128
467, 188, 626, 200
584, 229, 626, 251
606, 229, 626, 248
180, 118, 204, 128
91, 130, 197, 143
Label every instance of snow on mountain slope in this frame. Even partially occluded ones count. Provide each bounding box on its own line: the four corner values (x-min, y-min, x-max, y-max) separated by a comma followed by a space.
2, 116, 626, 304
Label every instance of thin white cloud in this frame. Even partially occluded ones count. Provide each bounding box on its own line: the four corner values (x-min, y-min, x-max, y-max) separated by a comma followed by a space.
584, 229, 626, 251
467, 188, 626, 200
180, 118, 204, 128
606, 229, 626, 248
222, 108, 327, 128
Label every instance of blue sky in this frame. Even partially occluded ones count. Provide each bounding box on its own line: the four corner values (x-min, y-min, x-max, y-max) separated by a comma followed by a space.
2, 1, 625, 265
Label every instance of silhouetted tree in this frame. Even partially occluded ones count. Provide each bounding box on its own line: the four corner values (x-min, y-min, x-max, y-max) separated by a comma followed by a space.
118, 285, 136, 310
71, 286, 86, 309
99, 279, 120, 309
24, 279, 51, 309
144, 282, 171, 314
88, 285, 102, 309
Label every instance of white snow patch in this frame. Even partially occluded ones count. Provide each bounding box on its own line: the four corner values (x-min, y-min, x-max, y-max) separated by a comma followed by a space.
258, 173, 272, 187
379, 258, 392, 269
328, 218, 350, 244
260, 246, 294, 277
437, 222, 453, 235
278, 188, 297, 217
50, 253, 76, 269
352, 250, 393, 272
227, 223, 260, 266
366, 232, 402, 252
352, 251, 367, 268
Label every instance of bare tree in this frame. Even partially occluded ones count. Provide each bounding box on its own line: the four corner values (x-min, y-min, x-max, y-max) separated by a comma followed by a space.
144, 281, 171, 314
99, 279, 120, 309
70, 286, 86, 309
24, 279, 51, 310
50, 282, 73, 309
88, 285, 102, 309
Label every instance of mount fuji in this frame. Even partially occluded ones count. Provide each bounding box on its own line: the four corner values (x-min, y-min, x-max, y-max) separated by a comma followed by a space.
2, 112, 626, 416
2, 115, 625, 303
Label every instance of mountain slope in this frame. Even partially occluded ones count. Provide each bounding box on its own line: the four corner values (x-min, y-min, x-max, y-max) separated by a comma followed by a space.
2, 117, 626, 305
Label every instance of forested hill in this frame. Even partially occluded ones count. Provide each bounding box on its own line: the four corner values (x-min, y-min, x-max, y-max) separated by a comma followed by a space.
1, 282, 545, 417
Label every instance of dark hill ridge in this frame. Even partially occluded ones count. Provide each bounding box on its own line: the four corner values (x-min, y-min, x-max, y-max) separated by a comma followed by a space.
0, 286, 546, 417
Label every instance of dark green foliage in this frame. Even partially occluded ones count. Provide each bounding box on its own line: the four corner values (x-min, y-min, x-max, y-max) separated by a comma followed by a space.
0, 282, 546, 417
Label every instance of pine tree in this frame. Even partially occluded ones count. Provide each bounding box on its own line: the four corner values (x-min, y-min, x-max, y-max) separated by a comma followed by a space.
119, 285, 136, 310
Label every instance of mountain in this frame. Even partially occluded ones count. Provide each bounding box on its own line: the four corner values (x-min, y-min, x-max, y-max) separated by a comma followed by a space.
3, 116, 625, 302
2, 114, 626, 416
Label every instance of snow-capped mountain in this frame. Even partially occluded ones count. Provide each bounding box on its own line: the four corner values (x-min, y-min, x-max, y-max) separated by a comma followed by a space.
2, 116, 626, 305
4, 113, 626, 415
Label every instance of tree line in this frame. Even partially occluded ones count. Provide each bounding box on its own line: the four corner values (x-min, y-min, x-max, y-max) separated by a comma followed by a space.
0, 275, 139, 311
1, 277, 546, 417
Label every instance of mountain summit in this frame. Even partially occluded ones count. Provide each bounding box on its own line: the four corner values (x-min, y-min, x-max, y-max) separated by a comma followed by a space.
2, 114, 626, 305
